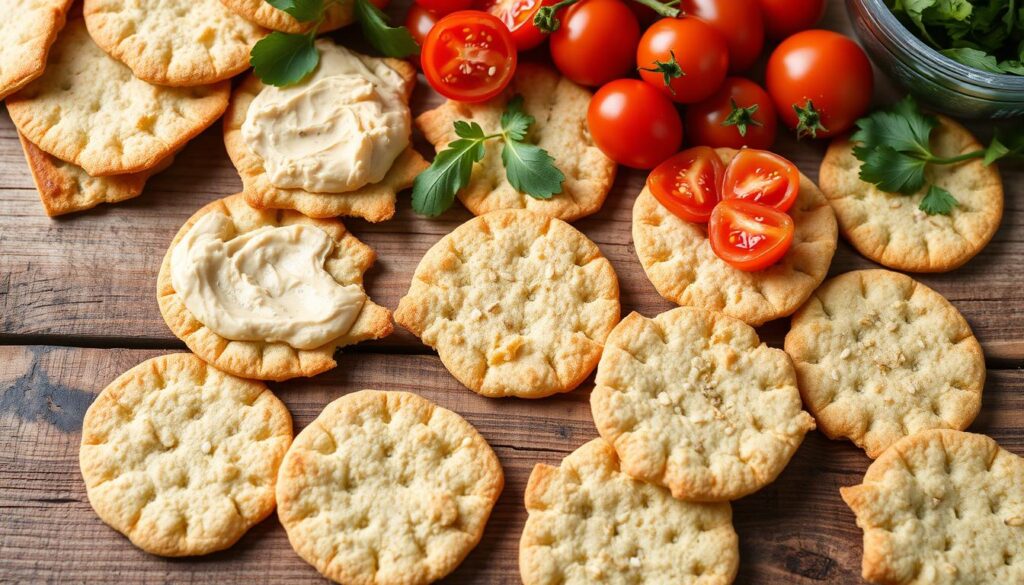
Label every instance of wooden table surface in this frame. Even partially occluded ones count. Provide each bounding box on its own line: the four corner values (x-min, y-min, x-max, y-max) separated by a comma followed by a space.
2, 1, 1022, 584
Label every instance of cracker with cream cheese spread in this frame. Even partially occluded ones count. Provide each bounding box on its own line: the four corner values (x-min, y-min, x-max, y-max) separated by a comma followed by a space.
83, 0, 266, 87
157, 194, 392, 381
417, 63, 616, 222
223, 43, 427, 223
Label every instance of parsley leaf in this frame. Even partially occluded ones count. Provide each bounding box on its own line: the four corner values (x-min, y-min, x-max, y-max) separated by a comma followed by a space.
250, 32, 319, 87
919, 185, 958, 215
353, 0, 419, 58
266, 0, 323, 22
411, 95, 565, 216
411, 122, 488, 217
983, 123, 1024, 164
851, 96, 936, 158
857, 145, 929, 194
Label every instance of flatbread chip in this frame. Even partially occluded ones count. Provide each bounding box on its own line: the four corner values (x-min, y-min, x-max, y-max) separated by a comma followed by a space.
80, 353, 292, 556
157, 194, 393, 381
395, 209, 620, 398
521, 439, 738, 584
591, 307, 815, 501
18, 131, 173, 216
7, 19, 229, 176
632, 148, 838, 326
417, 63, 616, 222
219, 0, 350, 33
277, 390, 503, 585
842, 430, 1024, 584
223, 62, 426, 222
0, 0, 72, 99
785, 269, 984, 458
84, 0, 266, 86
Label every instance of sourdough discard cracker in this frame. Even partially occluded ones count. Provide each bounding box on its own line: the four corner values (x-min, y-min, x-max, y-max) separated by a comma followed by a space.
520, 439, 739, 585
79, 353, 292, 556
417, 64, 616, 222
277, 390, 504, 585
820, 116, 1003, 273
0, 0, 72, 99
842, 430, 1024, 584
7, 19, 229, 176
157, 194, 392, 381
591, 307, 814, 501
84, 0, 266, 86
785, 269, 984, 458
633, 148, 837, 327
395, 209, 620, 398
219, 0, 350, 33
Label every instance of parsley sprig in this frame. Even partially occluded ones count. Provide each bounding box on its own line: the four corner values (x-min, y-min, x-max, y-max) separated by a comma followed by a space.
851, 96, 1022, 216
412, 97, 565, 217
535, 0, 679, 33
250, 0, 417, 87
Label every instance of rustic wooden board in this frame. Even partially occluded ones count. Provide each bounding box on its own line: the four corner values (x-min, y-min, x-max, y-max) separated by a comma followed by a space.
2, 346, 1022, 584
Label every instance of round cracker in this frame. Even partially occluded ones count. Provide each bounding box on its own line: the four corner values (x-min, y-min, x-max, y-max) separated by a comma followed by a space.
395, 209, 621, 398
277, 390, 504, 585
223, 53, 427, 222
591, 307, 815, 502
83, 0, 266, 87
219, 0, 350, 33
632, 148, 838, 327
520, 438, 739, 585
7, 19, 229, 176
79, 353, 293, 557
785, 269, 984, 459
820, 116, 1003, 273
416, 63, 616, 222
156, 194, 393, 381
0, 0, 72, 99
841, 430, 1024, 584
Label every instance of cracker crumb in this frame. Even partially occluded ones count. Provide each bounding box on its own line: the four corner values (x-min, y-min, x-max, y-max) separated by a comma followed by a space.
201, 440, 212, 454
629, 556, 641, 569
657, 392, 671, 406
840, 348, 852, 359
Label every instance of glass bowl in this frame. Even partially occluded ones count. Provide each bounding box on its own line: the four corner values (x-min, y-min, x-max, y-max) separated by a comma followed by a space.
847, 0, 1024, 119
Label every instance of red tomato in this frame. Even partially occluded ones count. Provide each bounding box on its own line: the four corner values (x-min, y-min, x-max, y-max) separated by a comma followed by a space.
647, 146, 724, 222
709, 199, 794, 271
588, 79, 683, 169
481, 0, 557, 50
637, 17, 729, 104
766, 30, 873, 138
686, 77, 777, 149
405, 4, 438, 45
756, 0, 824, 39
550, 0, 640, 87
679, 0, 764, 72
722, 149, 799, 212
421, 11, 517, 103
414, 0, 472, 15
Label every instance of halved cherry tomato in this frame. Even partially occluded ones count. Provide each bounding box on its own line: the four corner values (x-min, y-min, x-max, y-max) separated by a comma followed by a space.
722, 149, 800, 212
550, 0, 640, 87
405, 4, 439, 46
647, 146, 724, 222
686, 77, 777, 150
415, 0, 472, 15
637, 17, 729, 104
588, 79, 683, 169
480, 0, 557, 50
421, 11, 518, 103
709, 199, 794, 272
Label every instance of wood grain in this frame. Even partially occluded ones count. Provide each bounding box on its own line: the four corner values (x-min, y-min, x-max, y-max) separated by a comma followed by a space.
2, 346, 1022, 584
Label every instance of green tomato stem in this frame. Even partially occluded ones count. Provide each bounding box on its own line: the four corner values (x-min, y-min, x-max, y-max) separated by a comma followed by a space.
630, 0, 680, 17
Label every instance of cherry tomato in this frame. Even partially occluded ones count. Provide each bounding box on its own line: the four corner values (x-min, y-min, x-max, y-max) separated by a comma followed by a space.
680, 0, 764, 72
647, 146, 724, 222
550, 0, 640, 87
637, 17, 729, 104
405, 4, 439, 45
766, 30, 873, 139
421, 11, 517, 103
415, 0, 472, 15
709, 199, 794, 272
588, 79, 683, 169
481, 0, 557, 50
756, 0, 824, 39
722, 149, 799, 212
686, 77, 777, 150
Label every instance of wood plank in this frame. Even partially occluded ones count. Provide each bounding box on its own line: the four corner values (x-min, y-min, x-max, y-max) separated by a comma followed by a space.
0, 3, 1022, 361
2, 346, 1023, 584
